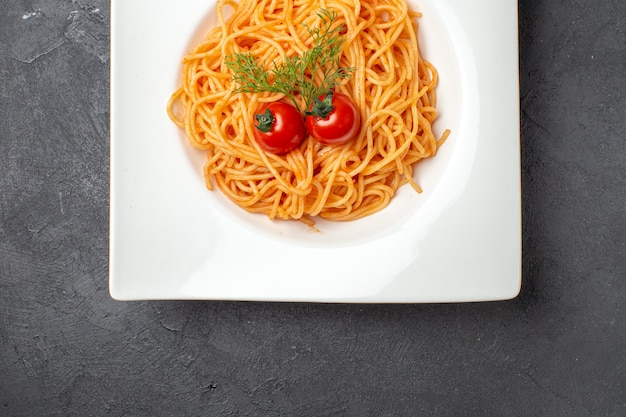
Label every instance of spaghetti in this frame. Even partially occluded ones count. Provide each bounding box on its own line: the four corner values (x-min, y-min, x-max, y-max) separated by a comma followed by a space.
168, 0, 448, 223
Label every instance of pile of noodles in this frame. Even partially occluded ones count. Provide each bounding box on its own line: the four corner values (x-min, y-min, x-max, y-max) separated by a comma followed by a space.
168, 0, 448, 223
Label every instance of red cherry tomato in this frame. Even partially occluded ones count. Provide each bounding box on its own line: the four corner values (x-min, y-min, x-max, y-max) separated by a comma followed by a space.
305, 91, 360, 145
253, 102, 306, 154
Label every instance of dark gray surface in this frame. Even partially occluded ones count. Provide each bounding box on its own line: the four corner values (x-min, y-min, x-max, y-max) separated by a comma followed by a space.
1, 0, 624, 416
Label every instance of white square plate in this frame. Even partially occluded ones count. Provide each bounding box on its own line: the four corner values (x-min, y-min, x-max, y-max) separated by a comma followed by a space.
109, 0, 521, 302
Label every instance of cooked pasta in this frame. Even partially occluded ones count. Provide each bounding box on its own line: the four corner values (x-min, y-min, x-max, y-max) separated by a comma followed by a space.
167, 0, 448, 223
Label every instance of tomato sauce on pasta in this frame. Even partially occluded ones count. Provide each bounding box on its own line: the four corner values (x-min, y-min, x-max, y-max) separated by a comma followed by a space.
167, 0, 449, 223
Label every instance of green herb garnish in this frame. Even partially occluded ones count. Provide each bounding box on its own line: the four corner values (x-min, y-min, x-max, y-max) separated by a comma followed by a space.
224, 9, 353, 113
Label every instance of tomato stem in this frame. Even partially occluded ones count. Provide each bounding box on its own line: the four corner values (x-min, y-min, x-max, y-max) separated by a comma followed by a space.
254, 108, 275, 133
305, 90, 335, 119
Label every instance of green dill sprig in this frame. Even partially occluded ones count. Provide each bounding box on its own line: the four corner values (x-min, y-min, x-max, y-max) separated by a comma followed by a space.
224, 9, 354, 113
297, 9, 355, 108
224, 53, 300, 110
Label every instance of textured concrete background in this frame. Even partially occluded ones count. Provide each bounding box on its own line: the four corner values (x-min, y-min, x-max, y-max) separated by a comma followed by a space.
1, 0, 624, 416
